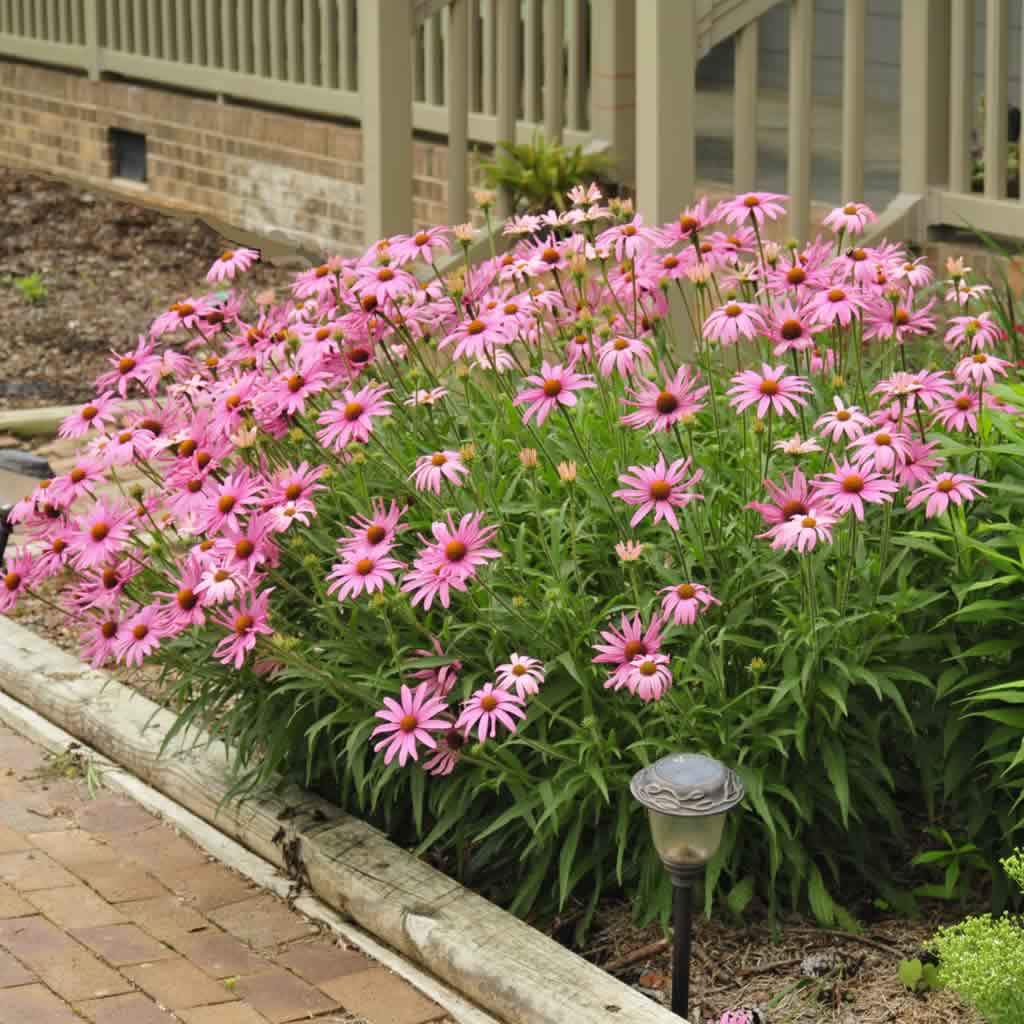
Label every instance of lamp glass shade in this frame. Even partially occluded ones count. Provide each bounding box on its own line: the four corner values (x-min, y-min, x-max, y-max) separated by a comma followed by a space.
647, 807, 726, 868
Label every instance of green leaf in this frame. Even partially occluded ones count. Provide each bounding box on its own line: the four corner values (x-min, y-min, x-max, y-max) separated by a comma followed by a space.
725, 876, 755, 916
807, 864, 835, 926
898, 959, 924, 991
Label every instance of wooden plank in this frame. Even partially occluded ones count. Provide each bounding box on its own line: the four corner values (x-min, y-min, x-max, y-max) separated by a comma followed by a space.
268, 0, 282, 77
302, 0, 315, 84
423, 10, 442, 105
147, 0, 158, 54
205, 0, 218, 65
413, 24, 424, 102
160, 0, 172, 59
841, 0, 865, 201
929, 189, 1024, 238
467, 0, 480, 112
482, 0, 495, 115
132, 0, 142, 51
176, 0, 188, 62
495, 0, 519, 216
189, 0, 201, 62
338, 0, 356, 92
733, 17, 757, 193
84, 0, 100, 72
413, 101, 593, 150
285, 0, 299, 81
47, 0, 57, 40
787, 0, 814, 240
253, 0, 266, 75
543, 0, 565, 141
0, 620, 681, 1024
447, 0, 469, 224
984, 0, 1008, 199
222, 0, 235, 71
949, 0, 974, 194
319, 0, 335, 88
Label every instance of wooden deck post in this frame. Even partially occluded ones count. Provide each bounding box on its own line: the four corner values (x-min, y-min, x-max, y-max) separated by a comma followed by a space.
841, 0, 866, 202
495, 0, 519, 219
359, 0, 413, 242
733, 19, 759, 194
949, 0, 975, 193
635, 0, 694, 225
787, 0, 814, 242
84, 0, 101, 79
447, 0, 469, 226
543, 0, 565, 143
590, 0, 636, 183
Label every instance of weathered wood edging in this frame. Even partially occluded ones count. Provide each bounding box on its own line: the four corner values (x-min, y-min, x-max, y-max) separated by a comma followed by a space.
0, 617, 682, 1024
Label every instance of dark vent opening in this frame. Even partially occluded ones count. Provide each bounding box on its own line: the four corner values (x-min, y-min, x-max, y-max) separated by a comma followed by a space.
109, 128, 147, 182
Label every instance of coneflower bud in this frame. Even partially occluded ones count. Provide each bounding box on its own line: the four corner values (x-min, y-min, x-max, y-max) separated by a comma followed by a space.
460, 443, 477, 463
289, 428, 305, 443
830, 374, 845, 390
615, 540, 644, 562
518, 448, 538, 469
557, 460, 577, 482
453, 223, 476, 243
473, 189, 496, 210
762, 241, 781, 264
511, 594, 526, 608
748, 657, 766, 673
752, 418, 766, 435
130, 484, 145, 502
568, 253, 588, 276
370, 592, 387, 609
350, 449, 366, 465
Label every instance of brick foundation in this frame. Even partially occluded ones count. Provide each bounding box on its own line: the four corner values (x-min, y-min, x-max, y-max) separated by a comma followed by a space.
0, 59, 480, 258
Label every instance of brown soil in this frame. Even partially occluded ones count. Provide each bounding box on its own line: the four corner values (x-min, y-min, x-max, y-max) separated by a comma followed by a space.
2, 167, 987, 1024
0, 166, 301, 411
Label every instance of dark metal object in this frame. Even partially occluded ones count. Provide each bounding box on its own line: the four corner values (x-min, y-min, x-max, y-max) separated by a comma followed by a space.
0, 451, 55, 478
671, 882, 695, 1018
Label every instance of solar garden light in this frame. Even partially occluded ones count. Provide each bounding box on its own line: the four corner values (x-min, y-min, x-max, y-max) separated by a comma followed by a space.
631, 753, 745, 1019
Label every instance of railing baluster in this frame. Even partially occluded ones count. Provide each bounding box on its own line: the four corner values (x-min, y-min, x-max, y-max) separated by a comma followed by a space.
189, 0, 201, 62
239, 0, 251, 73
302, 0, 314, 84
467, 0, 480, 112
71, 0, 82, 45
339, 0, 355, 91
221, 0, 234, 71
734, 18, 758, 192
984, 0, 1008, 198
286, 0, 299, 81
424, 11, 442, 105
133, 0, 143, 52
12, 0, 20, 36
413, 25, 424, 102
949, 0, 974, 193
253, 0, 266, 75
566, 0, 585, 131
57, 0, 67, 41
176, 0, 188, 62
269, 0, 283, 78
147, 0, 158, 55
524, 0, 541, 123
496, 0, 520, 216
841, 0, 865, 201
160, 0, 172, 58
47, 0, 57, 40
448, 0, 470, 225
320, 0, 335, 87
483, 0, 496, 115
544, 0, 565, 142
787, 0, 814, 241
205, 0, 218, 65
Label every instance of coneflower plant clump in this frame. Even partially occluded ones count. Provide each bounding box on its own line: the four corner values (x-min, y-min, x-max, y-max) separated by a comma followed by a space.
4, 191, 1023, 935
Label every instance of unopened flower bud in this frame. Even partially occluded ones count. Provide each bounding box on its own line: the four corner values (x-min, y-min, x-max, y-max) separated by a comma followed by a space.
302, 553, 319, 571
454, 223, 476, 243
473, 189, 496, 210
615, 540, 644, 562
762, 241, 781, 264
232, 426, 258, 449
129, 484, 145, 502
460, 443, 477, 463
518, 448, 538, 469
289, 428, 305, 443
558, 460, 578, 482
350, 449, 366, 465
830, 374, 845, 390
752, 418, 766, 435
455, 364, 471, 378
370, 592, 387, 609
749, 657, 766, 673
569, 253, 588, 276
511, 594, 526, 608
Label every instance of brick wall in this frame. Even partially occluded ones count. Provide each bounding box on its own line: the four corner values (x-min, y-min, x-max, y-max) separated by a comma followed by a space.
0, 60, 480, 258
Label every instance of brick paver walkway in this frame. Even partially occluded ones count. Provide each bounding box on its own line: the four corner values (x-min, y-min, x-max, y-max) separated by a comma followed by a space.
0, 720, 453, 1024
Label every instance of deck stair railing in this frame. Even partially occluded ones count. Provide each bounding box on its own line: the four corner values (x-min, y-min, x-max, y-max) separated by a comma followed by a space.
2, 1, 1024, 247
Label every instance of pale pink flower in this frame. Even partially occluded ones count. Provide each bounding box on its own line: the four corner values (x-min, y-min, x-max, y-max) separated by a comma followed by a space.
720, 191, 788, 228
613, 455, 703, 531
79, 614, 123, 669
113, 605, 166, 667
847, 428, 913, 472
513, 361, 595, 426
897, 441, 943, 488
410, 451, 469, 495
619, 653, 673, 702
389, 226, 451, 266
595, 215, 667, 261
68, 499, 133, 570
339, 498, 407, 557
371, 683, 451, 767
58, 392, 119, 439
944, 312, 1004, 352
620, 364, 708, 433
596, 335, 653, 378
822, 201, 877, 236
760, 507, 838, 553
0, 552, 38, 613
728, 364, 812, 420
814, 460, 900, 520
206, 247, 260, 283
495, 654, 545, 699
863, 298, 936, 344
809, 284, 865, 328
955, 351, 1010, 388
615, 540, 644, 562
456, 683, 526, 742
592, 612, 664, 685
906, 473, 985, 519
658, 582, 720, 625
774, 434, 822, 455
423, 728, 465, 776
212, 589, 275, 669
326, 550, 404, 602
746, 467, 817, 526
932, 391, 982, 433
409, 636, 462, 698
768, 302, 822, 355
317, 384, 393, 451
702, 301, 766, 346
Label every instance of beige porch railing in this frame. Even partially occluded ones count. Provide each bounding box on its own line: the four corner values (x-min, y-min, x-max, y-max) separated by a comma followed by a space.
1, 1, 1023, 248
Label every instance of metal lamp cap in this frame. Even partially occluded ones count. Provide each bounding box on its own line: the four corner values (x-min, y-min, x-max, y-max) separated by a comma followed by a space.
630, 753, 745, 817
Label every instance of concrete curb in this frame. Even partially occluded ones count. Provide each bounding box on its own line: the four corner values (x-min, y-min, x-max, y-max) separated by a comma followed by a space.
0, 617, 683, 1024
0, 404, 78, 440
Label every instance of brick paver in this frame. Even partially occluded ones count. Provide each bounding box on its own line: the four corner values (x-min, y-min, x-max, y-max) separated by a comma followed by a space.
0, 720, 457, 1024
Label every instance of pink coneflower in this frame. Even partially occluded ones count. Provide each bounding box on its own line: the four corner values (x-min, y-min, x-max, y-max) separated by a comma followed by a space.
847, 428, 913, 472
945, 312, 1004, 351
390, 226, 451, 266
596, 335, 653, 378
595, 215, 667, 261
206, 247, 260, 283
746, 467, 817, 526
809, 284, 864, 327
58, 392, 119, 439
658, 582, 720, 625
212, 588, 275, 669
822, 201, 877, 236
268, 461, 328, 509
326, 550, 404, 602
0, 552, 38, 613
48, 458, 107, 505
759, 507, 838, 553
727, 364, 812, 420
592, 612, 664, 685
114, 605, 166, 667
613, 455, 703, 531
440, 312, 511, 363
195, 563, 254, 605
513, 361, 595, 427
767, 302, 822, 355
68, 499, 133, 570
615, 539, 644, 562
371, 683, 451, 767
897, 440, 943, 488
933, 390, 982, 433
409, 636, 462, 698
814, 460, 900, 520
455, 683, 526, 741
775, 434, 822, 455
863, 298, 936, 344
155, 559, 209, 632
423, 728, 465, 776
720, 191, 787, 228
955, 351, 1010, 388
95, 336, 163, 396
339, 498, 407, 556
906, 473, 985, 518
495, 654, 545, 699
620, 364, 708, 433
317, 383, 393, 451
618, 653, 673, 702
410, 451, 469, 495
404, 387, 449, 407
702, 301, 766, 346
80, 614, 122, 668
200, 468, 265, 534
